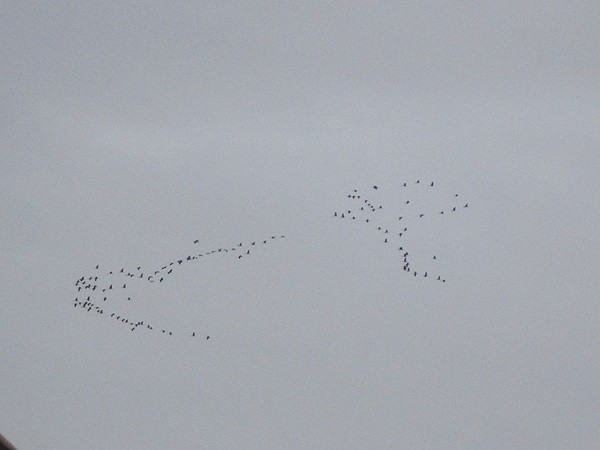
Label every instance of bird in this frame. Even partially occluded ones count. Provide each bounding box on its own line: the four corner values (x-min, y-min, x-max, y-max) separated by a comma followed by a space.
194, 239, 199, 243
433, 255, 437, 259
95, 265, 99, 269
430, 182, 434, 186
464, 203, 468, 208
206, 336, 210, 340
192, 332, 195, 337
419, 214, 424, 217
373, 186, 378, 189
123, 284, 126, 288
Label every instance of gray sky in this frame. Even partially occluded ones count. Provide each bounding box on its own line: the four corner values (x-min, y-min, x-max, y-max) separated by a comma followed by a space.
1, 2, 599, 449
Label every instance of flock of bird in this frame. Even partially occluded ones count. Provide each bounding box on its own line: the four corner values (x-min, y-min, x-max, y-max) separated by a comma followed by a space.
73, 235, 286, 337
73, 181, 470, 338
333, 181, 469, 282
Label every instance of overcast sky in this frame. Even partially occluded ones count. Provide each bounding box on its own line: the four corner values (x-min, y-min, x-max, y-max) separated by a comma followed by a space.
1, 2, 599, 449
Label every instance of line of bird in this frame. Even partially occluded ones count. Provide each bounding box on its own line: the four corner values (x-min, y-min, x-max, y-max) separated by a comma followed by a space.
73, 234, 286, 337
334, 182, 470, 282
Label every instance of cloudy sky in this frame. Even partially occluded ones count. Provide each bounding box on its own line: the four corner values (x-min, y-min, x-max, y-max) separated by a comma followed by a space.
1, 2, 599, 449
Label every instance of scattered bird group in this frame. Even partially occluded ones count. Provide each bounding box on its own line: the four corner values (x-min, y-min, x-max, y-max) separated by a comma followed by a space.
334, 181, 470, 282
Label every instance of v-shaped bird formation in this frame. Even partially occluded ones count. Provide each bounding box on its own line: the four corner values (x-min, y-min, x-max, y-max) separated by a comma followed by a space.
334, 181, 470, 282
73, 235, 286, 337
